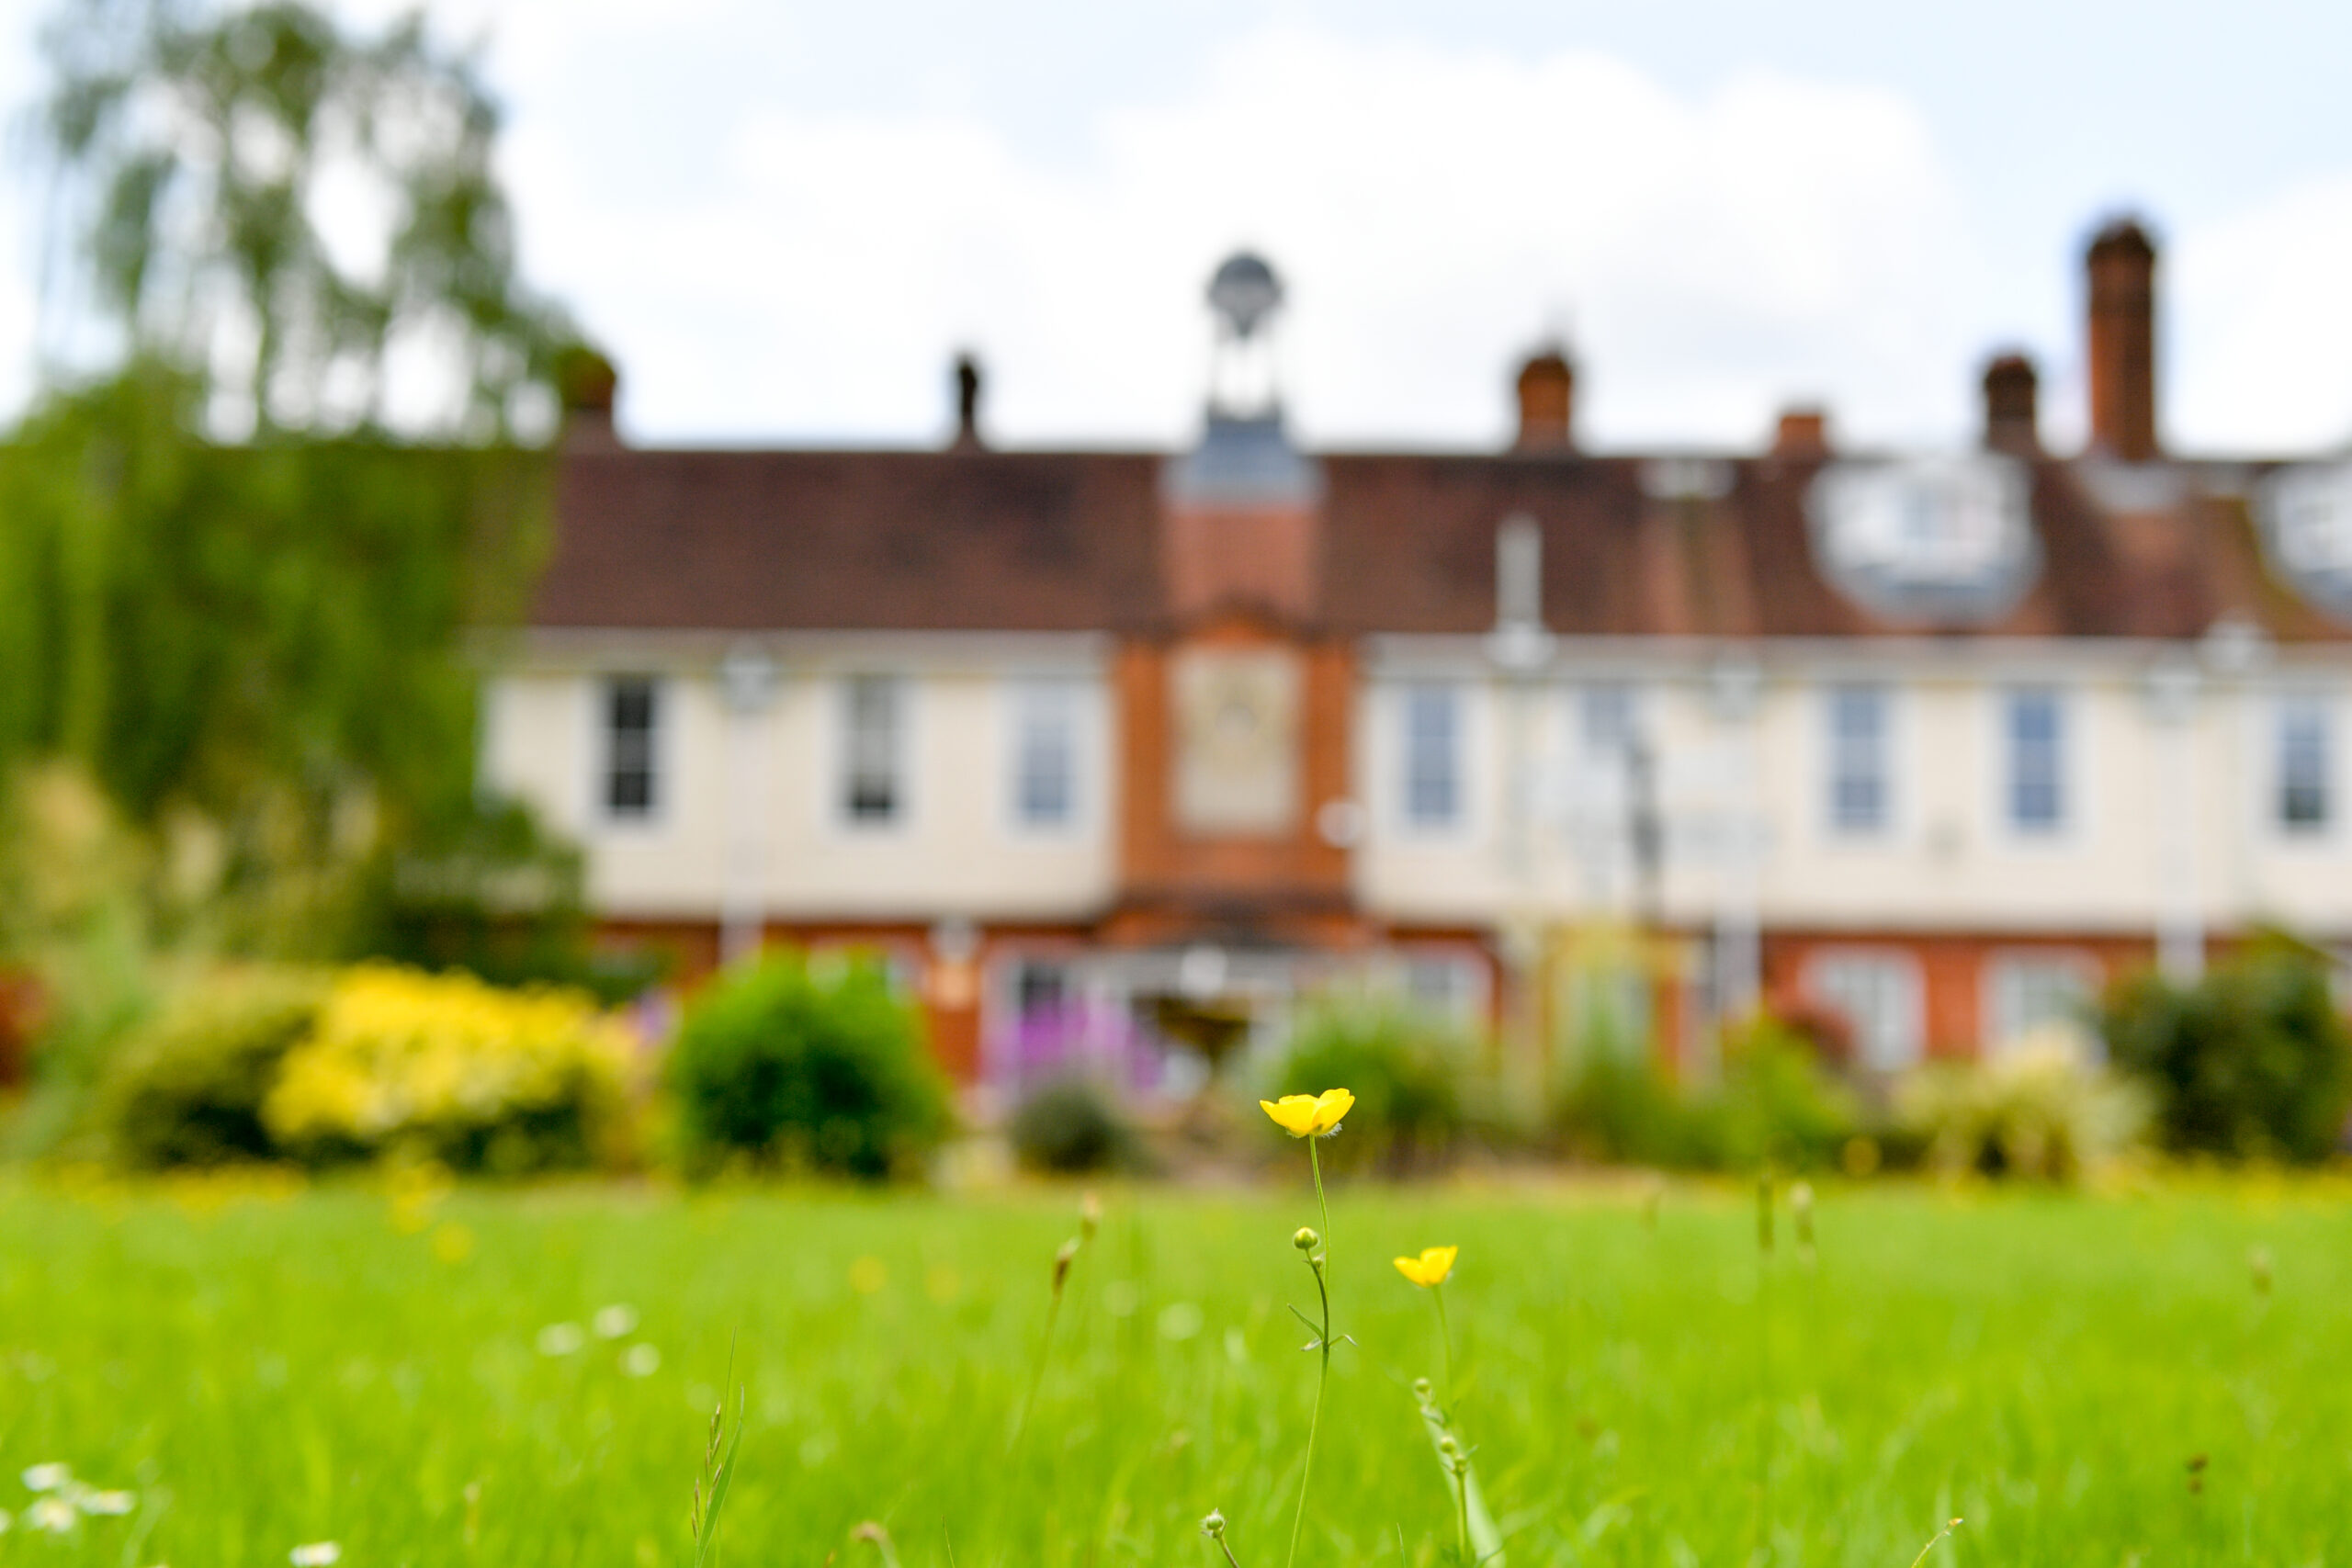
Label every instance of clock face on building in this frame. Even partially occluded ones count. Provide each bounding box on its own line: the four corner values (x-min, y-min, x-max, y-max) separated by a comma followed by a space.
1171, 646, 1301, 836
2258, 462, 2352, 618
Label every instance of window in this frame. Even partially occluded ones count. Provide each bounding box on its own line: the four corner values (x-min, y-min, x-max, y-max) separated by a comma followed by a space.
2005, 688, 2066, 834
1984, 953, 2098, 1057
1806, 951, 1924, 1072
2278, 696, 2333, 833
1400, 684, 1462, 829
841, 675, 904, 825
1403, 952, 1484, 1025
1806, 457, 2036, 625
1014, 959, 1071, 1021
1580, 682, 1640, 758
602, 676, 660, 820
1826, 684, 1890, 835
1012, 682, 1081, 829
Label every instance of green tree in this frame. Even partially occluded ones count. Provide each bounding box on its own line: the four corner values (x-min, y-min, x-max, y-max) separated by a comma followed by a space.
1, 0, 587, 964
37, 0, 569, 437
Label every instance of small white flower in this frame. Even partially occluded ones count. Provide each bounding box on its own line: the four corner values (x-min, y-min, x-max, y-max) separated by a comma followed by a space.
20, 1463, 70, 1492
290, 1542, 343, 1566
82, 1489, 137, 1516
620, 1342, 661, 1377
592, 1303, 639, 1339
536, 1322, 585, 1357
0, 1506, 12, 1531
28, 1496, 77, 1532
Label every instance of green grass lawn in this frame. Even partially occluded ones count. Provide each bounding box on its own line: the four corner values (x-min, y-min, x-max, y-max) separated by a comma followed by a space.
2, 1173, 2347, 1567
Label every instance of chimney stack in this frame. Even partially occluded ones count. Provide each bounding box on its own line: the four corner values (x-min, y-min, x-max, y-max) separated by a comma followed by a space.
950, 353, 985, 452
2085, 217, 2158, 461
1513, 345, 1575, 452
1982, 352, 2040, 456
1773, 405, 1829, 457
556, 344, 620, 448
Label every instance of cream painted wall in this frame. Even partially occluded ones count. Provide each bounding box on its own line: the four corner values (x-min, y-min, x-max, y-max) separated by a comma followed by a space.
484, 646, 1116, 923
491, 634, 2352, 942
1355, 647, 2352, 940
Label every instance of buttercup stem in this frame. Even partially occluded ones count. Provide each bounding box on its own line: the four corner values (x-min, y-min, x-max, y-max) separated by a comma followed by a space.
1308, 1135, 1332, 1258
1011, 1287, 1064, 1450
1452, 1455, 1472, 1566
1285, 1137, 1335, 1568
1431, 1283, 1454, 1409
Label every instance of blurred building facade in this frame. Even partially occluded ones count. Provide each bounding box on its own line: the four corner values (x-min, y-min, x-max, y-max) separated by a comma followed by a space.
484, 220, 2352, 1088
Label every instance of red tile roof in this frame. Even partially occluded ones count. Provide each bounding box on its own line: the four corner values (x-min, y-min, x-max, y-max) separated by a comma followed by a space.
530, 441, 2349, 645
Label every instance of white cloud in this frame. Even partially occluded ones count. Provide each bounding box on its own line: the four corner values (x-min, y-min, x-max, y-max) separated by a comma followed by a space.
504, 24, 1979, 451
2172, 176, 2352, 455
19, 6, 2352, 459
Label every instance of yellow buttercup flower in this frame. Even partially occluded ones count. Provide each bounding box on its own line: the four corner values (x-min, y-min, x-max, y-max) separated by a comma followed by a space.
1260, 1087, 1354, 1138
1393, 1245, 1458, 1289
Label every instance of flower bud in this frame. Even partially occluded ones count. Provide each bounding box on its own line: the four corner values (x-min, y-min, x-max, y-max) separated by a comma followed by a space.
1293, 1226, 1320, 1252
1201, 1509, 1227, 1540
1412, 1377, 1433, 1402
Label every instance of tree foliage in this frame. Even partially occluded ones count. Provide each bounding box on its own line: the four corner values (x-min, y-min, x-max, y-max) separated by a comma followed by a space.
2101, 938, 2352, 1163
37, 0, 570, 437
0, 1, 588, 979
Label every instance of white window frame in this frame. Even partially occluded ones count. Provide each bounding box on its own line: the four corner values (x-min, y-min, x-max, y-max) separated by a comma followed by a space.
1804, 947, 1925, 1072
1577, 681, 1645, 763
2271, 689, 2337, 843
592, 673, 670, 830
1980, 950, 2102, 1060
1003, 677, 1092, 838
1820, 682, 1896, 840
1396, 681, 1467, 836
835, 673, 913, 833
1395, 947, 1490, 1029
2000, 685, 2069, 838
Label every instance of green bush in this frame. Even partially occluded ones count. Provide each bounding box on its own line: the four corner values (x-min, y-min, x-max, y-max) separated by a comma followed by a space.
1557, 1013, 1861, 1171
1896, 1028, 2152, 1181
668, 952, 952, 1180
1554, 1051, 1692, 1165
1009, 1077, 1142, 1175
1702, 1014, 1864, 1170
353, 796, 667, 1006
96, 968, 327, 1168
1270, 999, 1466, 1174
264, 964, 634, 1175
2101, 938, 2352, 1162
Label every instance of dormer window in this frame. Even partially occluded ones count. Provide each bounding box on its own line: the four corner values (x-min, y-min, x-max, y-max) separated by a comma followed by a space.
2257, 463, 2352, 618
1806, 457, 2037, 623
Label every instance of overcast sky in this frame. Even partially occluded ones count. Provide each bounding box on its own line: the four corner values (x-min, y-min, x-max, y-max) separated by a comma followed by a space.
4, 0, 2352, 455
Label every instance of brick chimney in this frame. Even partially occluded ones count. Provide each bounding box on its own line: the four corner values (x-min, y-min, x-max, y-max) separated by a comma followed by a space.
1774, 405, 1829, 457
949, 352, 985, 452
1513, 345, 1575, 452
2085, 217, 2158, 461
1982, 352, 2040, 456
557, 345, 619, 447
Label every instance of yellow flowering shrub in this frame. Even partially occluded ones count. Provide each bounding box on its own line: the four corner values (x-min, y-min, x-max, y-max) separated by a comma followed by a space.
265, 964, 635, 1172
